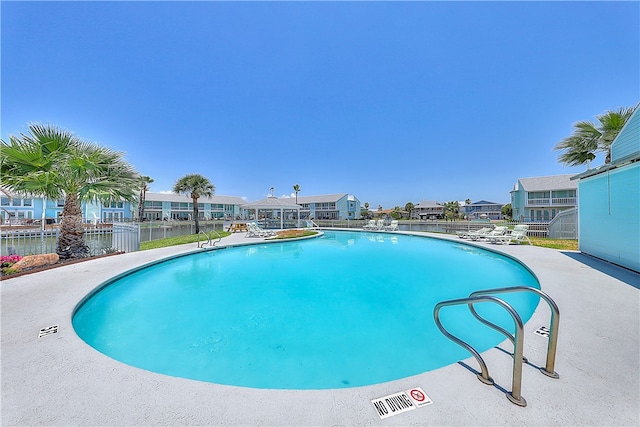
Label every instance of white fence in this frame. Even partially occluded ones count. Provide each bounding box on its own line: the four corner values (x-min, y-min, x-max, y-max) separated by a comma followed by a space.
1, 223, 140, 257
547, 208, 578, 240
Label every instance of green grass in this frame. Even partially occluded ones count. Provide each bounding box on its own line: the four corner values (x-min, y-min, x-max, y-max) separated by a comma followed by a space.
140, 231, 231, 250
529, 237, 578, 251
269, 230, 319, 239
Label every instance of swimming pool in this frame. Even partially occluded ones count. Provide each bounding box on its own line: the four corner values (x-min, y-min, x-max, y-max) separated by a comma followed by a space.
73, 230, 540, 389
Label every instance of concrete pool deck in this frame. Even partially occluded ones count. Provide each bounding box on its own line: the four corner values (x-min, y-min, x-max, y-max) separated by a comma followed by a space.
1, 230, 639, 426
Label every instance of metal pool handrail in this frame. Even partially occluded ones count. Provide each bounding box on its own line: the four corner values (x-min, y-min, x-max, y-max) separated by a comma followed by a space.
197, 230, 222, 248
468, 286, 560, 379
434, 295, 528, 407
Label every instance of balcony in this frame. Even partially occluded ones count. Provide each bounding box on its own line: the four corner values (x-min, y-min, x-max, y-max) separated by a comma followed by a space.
526, 198, 576, 206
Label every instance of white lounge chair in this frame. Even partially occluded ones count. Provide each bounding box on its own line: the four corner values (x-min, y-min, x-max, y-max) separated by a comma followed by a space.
490, 225, 532, 245
470, 226, 507, 241
246, 222, 276, 238
363, 220, 378, 230
457, 227, 492, 239
383, 220, 399, 231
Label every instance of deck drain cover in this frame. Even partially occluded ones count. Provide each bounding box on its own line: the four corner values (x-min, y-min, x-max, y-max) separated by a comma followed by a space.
39, 324, 58, 338
534, 325, 550, 337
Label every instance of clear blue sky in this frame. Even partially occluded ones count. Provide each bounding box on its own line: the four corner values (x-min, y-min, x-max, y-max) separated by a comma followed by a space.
2, 1, 638, 208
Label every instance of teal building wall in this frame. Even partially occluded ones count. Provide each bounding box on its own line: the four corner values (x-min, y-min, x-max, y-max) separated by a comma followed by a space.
577, 105, 639, 272
578, 164, 639, 272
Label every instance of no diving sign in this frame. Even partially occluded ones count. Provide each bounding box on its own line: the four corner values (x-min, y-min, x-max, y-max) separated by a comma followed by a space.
371, 387, 432, 419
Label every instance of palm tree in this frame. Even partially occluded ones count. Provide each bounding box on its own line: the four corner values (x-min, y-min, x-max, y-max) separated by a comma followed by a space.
293, 184, 301, 204
361, 202, 371, 220
404, 202, 414, 219
137, 175, 154, 221
391, 206, 403, 220
173, 174, 214, 234
444, 201, 460, 221
554, 107, 635, 167
0, 123, 139, 259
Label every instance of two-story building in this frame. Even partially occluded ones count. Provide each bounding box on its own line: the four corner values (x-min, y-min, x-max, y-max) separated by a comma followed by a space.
462, 200, 505, 220
297, 194, 361, 220
1, 192, 135, 224
510, 174, 578, 222
1, 191, 363, 224
412, 200, 445, 219
140, 192, 245, 221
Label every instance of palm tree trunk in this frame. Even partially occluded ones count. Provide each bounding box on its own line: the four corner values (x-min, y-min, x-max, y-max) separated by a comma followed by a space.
192, 196, 200, 234
56, 193, 89, 259
138, 187, 147, 220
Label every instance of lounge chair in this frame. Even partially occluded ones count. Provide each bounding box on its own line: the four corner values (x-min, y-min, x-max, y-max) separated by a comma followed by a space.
457, 227, 492, 239
383, 220, 399, 231
363, 220, 378, 230
363, 219, 384, 230
490, 225, 532, 245
470, 226, 507, 241
246, 222, 276, 238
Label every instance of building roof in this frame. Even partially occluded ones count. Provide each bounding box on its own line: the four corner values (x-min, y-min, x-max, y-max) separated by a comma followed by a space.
469, 200, 503, 206
573, 104, 640, 181
296, 193, 348, 204
516, 174, 577, 192
241, 196, 301, 209
414, 200, 441, 208
145, 192, 246, 205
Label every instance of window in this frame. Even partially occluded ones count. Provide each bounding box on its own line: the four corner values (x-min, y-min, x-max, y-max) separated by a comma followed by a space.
103, 202, 124, 209
1, 197, 9, 206
528, 191, 550, 199
552, 190, 576, 198
22, 199, 33, 207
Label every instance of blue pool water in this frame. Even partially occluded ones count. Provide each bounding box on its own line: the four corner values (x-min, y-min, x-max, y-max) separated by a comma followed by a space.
73, 231, 540, 389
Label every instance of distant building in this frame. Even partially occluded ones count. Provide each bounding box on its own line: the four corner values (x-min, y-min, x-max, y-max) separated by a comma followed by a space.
412, 200, 445, 219
0, 192, 134, 224
140, 192, 246, 221
510, 174, 578, 222
1, 191, 363, 223
463, 200, 504, 220
297, 193, 361, 220
572, 105, 639, 272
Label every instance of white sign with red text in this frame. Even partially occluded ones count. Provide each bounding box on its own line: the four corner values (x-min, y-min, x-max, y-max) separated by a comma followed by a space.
371, 387, 432, 419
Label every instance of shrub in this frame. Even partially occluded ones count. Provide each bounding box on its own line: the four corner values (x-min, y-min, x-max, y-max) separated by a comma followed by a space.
1, 255, 23, 276
1, 255, 22, 268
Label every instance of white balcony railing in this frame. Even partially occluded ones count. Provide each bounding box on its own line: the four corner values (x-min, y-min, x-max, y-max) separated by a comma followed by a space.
527, 198, 576, 206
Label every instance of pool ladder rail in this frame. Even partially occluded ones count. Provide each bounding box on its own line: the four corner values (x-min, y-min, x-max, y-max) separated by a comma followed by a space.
197, 230, 222, 248
433, 286, 560, 407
